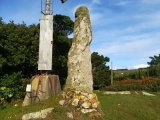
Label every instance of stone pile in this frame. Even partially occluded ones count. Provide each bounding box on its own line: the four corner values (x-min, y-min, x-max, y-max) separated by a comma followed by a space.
59, 89, 102, 118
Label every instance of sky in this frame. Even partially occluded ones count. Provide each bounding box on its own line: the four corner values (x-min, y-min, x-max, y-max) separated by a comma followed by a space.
0, 0, 160, 70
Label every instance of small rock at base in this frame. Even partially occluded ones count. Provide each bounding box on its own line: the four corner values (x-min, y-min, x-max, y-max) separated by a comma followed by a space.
67, 112, 74, 119
59, 100, 65, 106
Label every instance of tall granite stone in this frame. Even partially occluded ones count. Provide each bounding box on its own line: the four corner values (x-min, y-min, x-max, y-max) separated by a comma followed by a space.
65, 6, 93, 93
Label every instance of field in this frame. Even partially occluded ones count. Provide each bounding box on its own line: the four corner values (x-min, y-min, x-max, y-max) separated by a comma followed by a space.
0, 91, 160, 120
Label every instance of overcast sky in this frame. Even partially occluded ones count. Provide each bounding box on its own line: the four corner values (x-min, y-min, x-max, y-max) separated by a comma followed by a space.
0, 0, 160, 69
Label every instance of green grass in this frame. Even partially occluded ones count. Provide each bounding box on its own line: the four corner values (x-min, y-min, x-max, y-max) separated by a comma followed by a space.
0, 96, 71, 120
96, 91, 160, 120
0, 91, 160, 120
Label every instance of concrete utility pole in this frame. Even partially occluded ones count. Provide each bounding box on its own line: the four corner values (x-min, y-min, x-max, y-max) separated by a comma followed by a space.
23, 0, 68, 106
38, 0, 68, 71
38, 0, 53, 70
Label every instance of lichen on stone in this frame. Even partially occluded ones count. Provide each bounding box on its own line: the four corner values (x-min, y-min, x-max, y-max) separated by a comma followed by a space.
65, 6, 93, 93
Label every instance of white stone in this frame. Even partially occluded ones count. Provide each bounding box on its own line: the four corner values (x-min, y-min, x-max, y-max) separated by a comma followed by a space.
142, 91, 155, 96
88, 93, 97, 100
81, 101, 91, 109
81, 109, 97, 114
81, 92, 89, 97
75, 90, 81, 94
104, 91, 131, 95
104, 91, 156, 96
59, 100, 65, 106
92, 102, 99, 108
72, 98, 79, 107
22, 108, 54, 120
67, 112, 74, 119
135, 91, 138, 94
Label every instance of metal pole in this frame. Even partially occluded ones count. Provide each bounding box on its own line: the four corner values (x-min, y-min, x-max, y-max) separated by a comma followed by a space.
46, 0, 50, 15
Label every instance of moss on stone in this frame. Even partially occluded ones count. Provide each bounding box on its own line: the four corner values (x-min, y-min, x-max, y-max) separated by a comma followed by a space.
75, 6, 89, 18
65, 6, 93, 93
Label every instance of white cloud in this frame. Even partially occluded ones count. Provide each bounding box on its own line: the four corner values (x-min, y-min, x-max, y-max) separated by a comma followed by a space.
92, 28, 160, 58
64, 0, 160, 69
133, 64, 149, 69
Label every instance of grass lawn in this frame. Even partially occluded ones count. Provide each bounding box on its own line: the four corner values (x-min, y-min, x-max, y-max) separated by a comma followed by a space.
0, 91, 160, 120
97, 91, 160, 120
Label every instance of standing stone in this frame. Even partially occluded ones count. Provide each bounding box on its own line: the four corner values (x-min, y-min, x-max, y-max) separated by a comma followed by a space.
65, 6, 93, 93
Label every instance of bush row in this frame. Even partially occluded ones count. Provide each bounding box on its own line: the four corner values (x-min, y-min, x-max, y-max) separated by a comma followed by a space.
114, 65, 160, 81
105, 78, 160, 92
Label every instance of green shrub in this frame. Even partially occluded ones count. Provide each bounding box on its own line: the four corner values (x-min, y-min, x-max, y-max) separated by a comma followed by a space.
105, 78, 160, 92
0, 72, 27, 107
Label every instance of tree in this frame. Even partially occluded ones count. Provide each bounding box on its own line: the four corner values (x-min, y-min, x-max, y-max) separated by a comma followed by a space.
0, 19, 40, 102
147, 54, 160, 77
91, 52, 110, 89
0, 14, 74, 102
0, 17, 7, 69
148, 54, 160, 66
52, 14, 74, 87
0, 20, 39, 78
53, 14, 74, 36
0, 14, 74, 79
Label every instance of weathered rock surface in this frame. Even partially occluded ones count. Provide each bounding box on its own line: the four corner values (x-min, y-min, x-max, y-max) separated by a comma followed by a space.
67, 112, 74, 119
22, 108, 54, 120
59, 89, 102, 119
23, 74, 61, 106
61, 6, 103, 119
104, 91, 156, 96
65, 6, 93, 93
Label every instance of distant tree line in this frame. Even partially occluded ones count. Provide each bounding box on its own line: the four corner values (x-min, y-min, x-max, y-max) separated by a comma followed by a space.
106, 55, 160, 92
114, 54, 160, 81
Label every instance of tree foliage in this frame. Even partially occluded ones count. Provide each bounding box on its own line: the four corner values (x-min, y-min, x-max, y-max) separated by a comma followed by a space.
0, 17, 40, 104
52, 14, 74, 86
148, 54, 160, 66
91, 52, 110, 89
146, 54, 160, 77
0, 15, 74, 103
0, 18, 39, 78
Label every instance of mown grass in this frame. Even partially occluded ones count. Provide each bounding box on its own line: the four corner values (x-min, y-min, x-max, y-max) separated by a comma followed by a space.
0, 95, 71, 120
0, 91, 160, 120
97, 91, 160, 120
